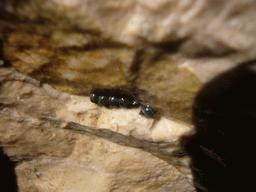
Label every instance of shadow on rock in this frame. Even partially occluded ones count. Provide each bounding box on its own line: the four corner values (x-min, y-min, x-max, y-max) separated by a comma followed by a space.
0, 145, 18, 192
181, 59, 256, 192
0, 38, 12, 67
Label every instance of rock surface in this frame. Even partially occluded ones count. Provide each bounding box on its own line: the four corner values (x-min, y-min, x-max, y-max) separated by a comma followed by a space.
0, 67, 195, 191
1, 0, 256, 191
1, 0, 256, 123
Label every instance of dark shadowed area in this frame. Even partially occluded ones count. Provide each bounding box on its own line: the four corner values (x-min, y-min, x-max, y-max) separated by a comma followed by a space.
0, 38, 18, 192
0, 146, 18, 192
182, 59, 256, 191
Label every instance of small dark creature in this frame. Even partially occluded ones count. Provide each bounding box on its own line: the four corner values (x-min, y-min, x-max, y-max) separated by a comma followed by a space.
98, 96, 109, 106
90, 93, 98, 104
90, 88, 140, 108
90, 88, 157, 117
108, 96, 119, 107
139, 104, 157, 118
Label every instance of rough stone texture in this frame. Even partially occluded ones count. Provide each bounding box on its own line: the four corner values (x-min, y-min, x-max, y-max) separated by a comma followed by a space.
0, 68, 76, 160
1, 0, 256, 123
0, 67, 195, 191
16, 135, 193, 192
1, 0, 256, 191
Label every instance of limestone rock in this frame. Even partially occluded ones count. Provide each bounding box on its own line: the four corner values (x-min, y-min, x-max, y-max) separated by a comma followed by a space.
0, 68, 76, 160
1, 1, 256, 191
16, 134, 194, 192
1, 0, 256, 123
0, 67, 195, 191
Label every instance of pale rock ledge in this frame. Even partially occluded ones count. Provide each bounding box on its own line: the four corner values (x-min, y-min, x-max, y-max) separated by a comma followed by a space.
0, 67, 195, 191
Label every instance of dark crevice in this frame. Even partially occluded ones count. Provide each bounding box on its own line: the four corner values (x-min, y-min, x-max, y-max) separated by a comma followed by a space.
56, 41, 131, 53
129, 49, 144, 84
181, 59, 256, 191
0, 38, 12, 68
64, 122, 189, 173
0, 145, 18, 192
179, 41, 237, 58
153, 38, 187, 54
65, 122, 161, 152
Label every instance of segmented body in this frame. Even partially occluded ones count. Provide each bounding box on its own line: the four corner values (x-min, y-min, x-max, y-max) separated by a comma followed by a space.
90, 88, 157, 117
90, 89, 140, 108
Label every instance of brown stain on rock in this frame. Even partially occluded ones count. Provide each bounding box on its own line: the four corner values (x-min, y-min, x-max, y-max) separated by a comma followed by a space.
137, 53, 202, 123
3, 25, 137, 94
0, 13, 203, 124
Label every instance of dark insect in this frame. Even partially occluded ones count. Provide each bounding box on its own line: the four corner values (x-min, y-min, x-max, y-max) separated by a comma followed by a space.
90, 88, 140, 108
131, 100, 140, 108
90, 93, 98, 104
108, 96, 119, 107
139, 104, 157, 118
98, 96, 109, 106
119, 98, 130, 108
